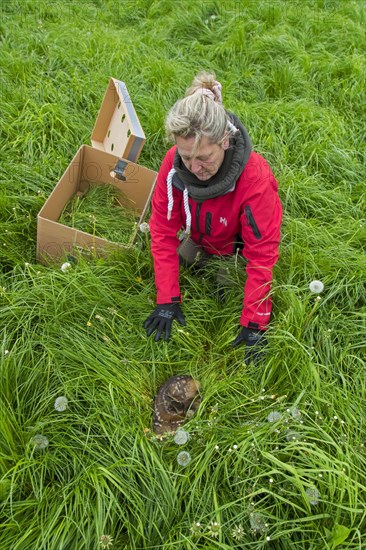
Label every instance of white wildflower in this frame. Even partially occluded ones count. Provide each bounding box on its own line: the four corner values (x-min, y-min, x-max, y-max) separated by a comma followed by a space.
32, 434, 49, 450
174, 429, 189, 445
305, 485, 320, 505
190, 521, 202, 535
99, 534, 113, 548
177, 451, 191, 467
309, 280, 324, 293
4, 350, 9, 356
232, 524, 244, 541
54, 396, 68, 412
61, 262, 72, 273
207, 521, 220, 538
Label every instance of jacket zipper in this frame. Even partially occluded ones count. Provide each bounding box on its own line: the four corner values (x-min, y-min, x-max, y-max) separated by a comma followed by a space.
195, 204, 201, 232
205, 212, 212, 236
245, 205, 262, 239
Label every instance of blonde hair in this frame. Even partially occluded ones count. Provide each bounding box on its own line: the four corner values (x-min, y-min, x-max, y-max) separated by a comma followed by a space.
165, 72, 228, 152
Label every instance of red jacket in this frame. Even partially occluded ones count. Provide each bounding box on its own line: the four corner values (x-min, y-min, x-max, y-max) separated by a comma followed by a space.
149, 145, 282, 330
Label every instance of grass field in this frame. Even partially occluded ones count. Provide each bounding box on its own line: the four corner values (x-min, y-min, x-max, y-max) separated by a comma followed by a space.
0, 0, 365, 548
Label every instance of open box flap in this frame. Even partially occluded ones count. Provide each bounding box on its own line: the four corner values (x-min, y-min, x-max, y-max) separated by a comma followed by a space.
91, 77, 145, 162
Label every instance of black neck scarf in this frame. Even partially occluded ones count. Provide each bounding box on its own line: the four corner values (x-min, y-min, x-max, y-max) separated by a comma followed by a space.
173, 113, 252, 203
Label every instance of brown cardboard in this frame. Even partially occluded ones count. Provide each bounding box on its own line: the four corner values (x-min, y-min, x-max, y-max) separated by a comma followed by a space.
91, 78, 145, 163
37, 145, 156, 264
37, 77, 156, 265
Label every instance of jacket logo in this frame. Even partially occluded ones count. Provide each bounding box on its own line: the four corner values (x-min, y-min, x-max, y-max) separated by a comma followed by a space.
219, 216, 227, 226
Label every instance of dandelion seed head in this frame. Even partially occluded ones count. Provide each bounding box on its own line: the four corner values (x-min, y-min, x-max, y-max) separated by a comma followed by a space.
174, 429, 189, 445
54, 396, 68, 412
269, 478, 274, 484
4, 350, 9, 356
177, 451, 191, 467
32, 434, 49, 450
249, 512, 268, 533
305, 486, 320, 505
286, 430, 301, 442
139, 222, 150, 233
61, 262, 71, 273
291, 406, 302, 420
309, 280, 324, 293
267, 411, 282, 423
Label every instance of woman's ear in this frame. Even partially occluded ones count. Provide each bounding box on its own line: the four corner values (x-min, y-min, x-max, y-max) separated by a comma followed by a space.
222, 136, 230, 150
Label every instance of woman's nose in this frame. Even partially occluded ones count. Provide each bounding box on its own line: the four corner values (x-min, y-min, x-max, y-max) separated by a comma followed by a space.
190, 159, 201, 174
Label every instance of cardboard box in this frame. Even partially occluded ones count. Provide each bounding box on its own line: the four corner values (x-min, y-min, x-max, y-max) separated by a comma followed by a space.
36, 79, 156, 264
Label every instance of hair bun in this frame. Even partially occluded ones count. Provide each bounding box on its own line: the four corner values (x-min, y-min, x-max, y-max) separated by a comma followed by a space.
186, 71, 222, 103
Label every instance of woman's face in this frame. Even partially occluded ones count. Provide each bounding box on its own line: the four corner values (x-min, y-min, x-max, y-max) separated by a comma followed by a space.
176, 135, 229, 181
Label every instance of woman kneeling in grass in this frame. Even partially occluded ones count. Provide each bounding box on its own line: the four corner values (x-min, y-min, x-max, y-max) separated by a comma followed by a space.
144, 72, 282, 366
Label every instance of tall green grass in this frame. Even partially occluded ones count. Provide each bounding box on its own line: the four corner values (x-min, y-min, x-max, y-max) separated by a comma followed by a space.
0, 0, 365, 548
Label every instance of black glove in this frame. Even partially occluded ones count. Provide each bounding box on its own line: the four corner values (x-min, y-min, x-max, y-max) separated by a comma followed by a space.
144, 303, 186, 342
232, 325, 268, 366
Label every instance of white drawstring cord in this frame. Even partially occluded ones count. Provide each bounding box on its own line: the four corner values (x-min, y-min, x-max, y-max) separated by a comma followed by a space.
166, 168, 175, 220
183, 188, 191, 234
